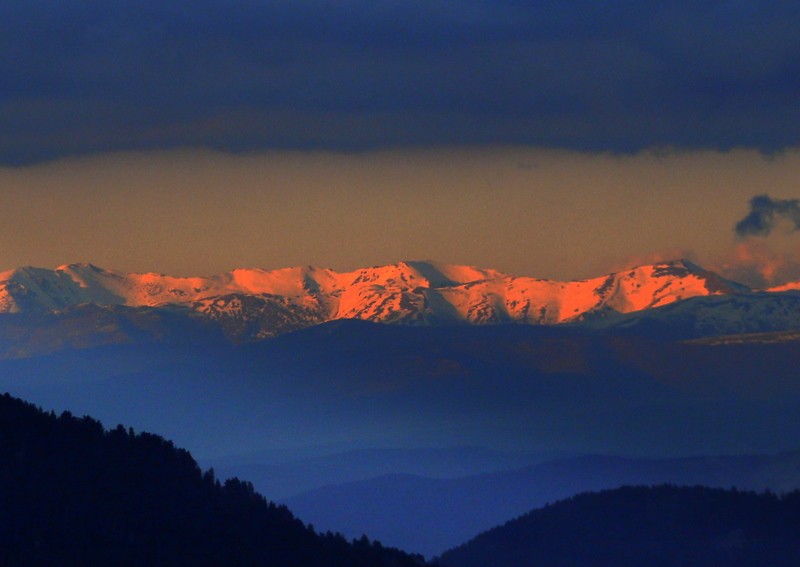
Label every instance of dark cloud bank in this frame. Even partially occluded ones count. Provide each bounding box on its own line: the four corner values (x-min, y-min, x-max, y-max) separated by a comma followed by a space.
3, 1, 800, 163
735, 195, 800, 237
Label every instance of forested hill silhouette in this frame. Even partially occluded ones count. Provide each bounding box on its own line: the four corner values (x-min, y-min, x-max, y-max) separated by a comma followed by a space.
0, 393, 425, 567
439, 485, 800, 567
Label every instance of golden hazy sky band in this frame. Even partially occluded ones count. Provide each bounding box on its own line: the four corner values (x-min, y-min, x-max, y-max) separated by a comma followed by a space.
2, 148, 799, 285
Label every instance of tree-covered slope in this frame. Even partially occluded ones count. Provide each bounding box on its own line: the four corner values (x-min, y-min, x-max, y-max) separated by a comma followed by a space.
439, 485, 800, 567
0, 393, 424, 567
282, 451, 800, 557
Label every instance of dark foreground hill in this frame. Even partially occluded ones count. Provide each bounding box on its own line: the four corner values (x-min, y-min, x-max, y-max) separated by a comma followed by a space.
0, 393, 424, 567
439, 485, 800, 567
283, 451, 800, 557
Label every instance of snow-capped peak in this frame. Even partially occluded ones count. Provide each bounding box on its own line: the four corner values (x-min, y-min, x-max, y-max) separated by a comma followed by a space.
0, 259, 758, 338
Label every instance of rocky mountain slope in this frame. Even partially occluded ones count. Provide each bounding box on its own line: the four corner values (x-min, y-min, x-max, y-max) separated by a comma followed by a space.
0, 259, 770, 342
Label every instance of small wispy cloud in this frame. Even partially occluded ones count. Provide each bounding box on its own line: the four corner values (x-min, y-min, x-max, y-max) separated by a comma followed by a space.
714, 241, 800, 289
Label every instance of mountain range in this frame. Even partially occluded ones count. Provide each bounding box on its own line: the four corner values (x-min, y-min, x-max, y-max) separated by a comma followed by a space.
3, 257, 800, 462
1, 259, 799, 351
2, 258, 800, 560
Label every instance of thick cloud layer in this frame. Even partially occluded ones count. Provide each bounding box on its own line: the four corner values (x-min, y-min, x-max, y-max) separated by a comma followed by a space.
2, 1, 800, 163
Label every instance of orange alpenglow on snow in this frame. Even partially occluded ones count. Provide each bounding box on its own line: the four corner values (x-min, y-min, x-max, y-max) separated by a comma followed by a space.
0, 259, 748, 329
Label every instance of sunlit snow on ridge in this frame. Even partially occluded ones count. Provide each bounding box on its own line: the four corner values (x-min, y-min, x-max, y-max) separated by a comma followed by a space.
0, 259, 749, 331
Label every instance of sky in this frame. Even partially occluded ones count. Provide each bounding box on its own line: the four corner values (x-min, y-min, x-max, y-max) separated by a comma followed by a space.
2, 1, 800, 286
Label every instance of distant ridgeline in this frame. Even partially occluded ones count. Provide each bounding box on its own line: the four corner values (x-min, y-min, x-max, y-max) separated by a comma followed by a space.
1, 259, 800, 353
0, 393, 424, 567
439, 484, 800, 567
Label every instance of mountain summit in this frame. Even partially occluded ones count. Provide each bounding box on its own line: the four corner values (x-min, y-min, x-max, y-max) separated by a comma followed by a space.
0, 259, 758, 341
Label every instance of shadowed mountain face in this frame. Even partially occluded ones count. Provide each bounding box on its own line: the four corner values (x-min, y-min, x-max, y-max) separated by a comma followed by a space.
438, 485, 800, 567
0, 393, 424, 567
1, 321, 800, 462
0, 303, 226, 358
